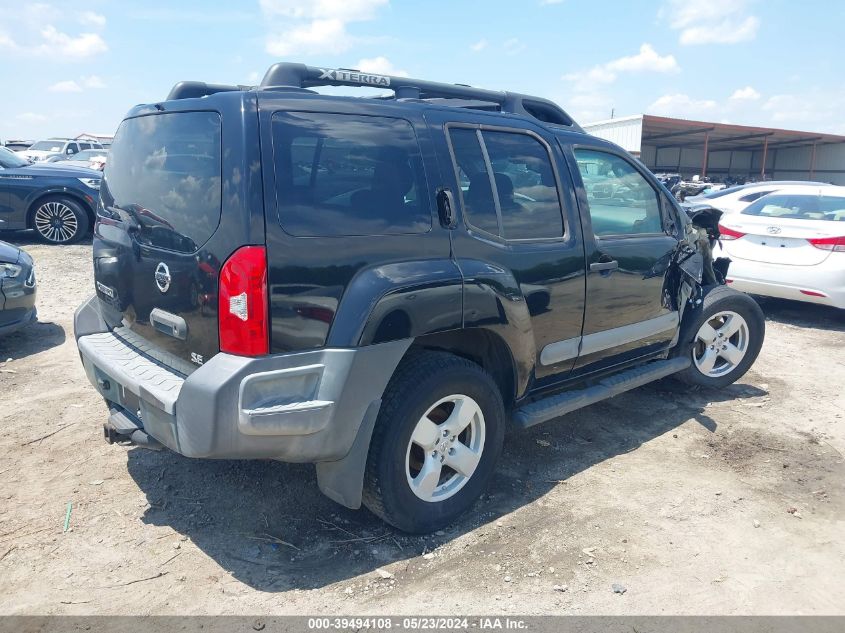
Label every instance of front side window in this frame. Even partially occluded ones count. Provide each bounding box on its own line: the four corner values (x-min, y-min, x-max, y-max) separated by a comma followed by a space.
272, 112, 431, 237
574, 148, 662, 237
447, 126, 564, 240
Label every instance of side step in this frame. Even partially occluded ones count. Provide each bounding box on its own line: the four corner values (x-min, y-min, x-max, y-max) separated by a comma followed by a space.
513, 357, 690, 429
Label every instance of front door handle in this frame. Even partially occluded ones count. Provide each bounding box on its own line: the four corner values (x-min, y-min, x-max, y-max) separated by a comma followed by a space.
590, 260, 619, 273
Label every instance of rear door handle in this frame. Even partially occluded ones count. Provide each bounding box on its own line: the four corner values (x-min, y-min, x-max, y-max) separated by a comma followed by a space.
589, 260, 619, 272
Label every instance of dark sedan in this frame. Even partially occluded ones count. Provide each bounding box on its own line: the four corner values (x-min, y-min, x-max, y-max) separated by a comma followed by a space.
0, 147, 101, 244
0, 240, 36, 336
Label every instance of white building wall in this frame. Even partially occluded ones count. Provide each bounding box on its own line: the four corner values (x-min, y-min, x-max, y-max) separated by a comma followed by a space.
582, 116, 643, 154
770, 143, 845, 184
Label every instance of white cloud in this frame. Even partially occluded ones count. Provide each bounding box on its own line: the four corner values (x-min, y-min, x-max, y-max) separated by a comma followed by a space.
470, 39, 488, 52
606, 44, 679, 73
563, 43, 678, 91
730, 86, 760, 101
503, 38, 526, 55
260, 0, 387, 55
266, 19, 348, 56
568, 92, 615, 123
79, 11, 106, 28
48, 76, 105, 92
661, 0, 760, 45
357, 56, 408, 77
39, 26, 107, 58
259, 0, 388, 21
49, 80, 83, 93
762, 91, 845, 132
16, 113, 49, 123
0, 6, 108, 60
247, 70, 262, 84
648, 93, 718, 118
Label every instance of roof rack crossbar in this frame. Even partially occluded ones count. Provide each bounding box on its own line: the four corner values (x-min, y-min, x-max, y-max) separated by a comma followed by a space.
258, 63, 581, 130
166, 82, 249, 101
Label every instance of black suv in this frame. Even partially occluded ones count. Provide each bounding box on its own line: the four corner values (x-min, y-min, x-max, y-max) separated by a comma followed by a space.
74, 63, 764, 533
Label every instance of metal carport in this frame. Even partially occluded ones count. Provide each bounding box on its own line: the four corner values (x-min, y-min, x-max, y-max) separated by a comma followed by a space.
583, 114, 845, 185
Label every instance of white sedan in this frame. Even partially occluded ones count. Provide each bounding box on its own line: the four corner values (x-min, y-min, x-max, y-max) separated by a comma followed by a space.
686, 181, 833, 214
715, 186, 845, 309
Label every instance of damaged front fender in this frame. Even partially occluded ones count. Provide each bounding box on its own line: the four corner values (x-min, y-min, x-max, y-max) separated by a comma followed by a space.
665, 205, 732, 330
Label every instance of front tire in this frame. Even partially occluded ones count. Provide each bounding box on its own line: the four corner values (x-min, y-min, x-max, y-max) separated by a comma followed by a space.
31, 196, 89, 244
362, 351, 505, 533
676, 286, 765, 388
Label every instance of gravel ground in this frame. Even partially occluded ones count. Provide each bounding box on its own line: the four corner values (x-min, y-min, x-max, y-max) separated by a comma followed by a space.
0, 231, 843, 615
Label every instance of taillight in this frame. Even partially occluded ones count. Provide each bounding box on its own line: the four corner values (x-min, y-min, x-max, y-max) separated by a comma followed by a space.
218, 245, 268, 356
718, 224, 746, 241
808, 236, 845, 252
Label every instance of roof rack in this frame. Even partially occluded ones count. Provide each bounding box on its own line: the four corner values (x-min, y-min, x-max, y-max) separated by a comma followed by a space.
166, 62, 581, 131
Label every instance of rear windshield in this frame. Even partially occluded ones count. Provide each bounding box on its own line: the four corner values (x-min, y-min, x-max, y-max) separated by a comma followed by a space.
102, 112, 222, 253
742, 194, 845, 221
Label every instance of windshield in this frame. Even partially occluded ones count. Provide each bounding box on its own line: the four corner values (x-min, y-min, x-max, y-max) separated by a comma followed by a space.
0, 147, 29, 168
29, 141, 64, 152
742, 194, 845, 221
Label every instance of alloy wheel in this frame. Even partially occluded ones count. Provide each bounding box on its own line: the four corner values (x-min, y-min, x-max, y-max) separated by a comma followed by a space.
405, 394, 486, 503
34, 201, 79, 243
693, 310, 750, 378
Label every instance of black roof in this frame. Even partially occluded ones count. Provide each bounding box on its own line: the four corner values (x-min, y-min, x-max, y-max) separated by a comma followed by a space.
165, 62, 582, 132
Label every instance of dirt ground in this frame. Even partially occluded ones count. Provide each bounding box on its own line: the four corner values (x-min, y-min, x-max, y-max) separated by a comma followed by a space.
1, 233, 843, 616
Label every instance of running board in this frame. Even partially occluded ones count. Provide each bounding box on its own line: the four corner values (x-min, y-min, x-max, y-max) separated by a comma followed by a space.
513, 357, 691, 429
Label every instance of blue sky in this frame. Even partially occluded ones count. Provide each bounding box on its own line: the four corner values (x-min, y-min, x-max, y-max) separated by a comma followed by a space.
1, 0, 844, 141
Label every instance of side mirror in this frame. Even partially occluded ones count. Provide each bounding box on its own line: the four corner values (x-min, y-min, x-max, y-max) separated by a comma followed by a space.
67, 148, 74, 154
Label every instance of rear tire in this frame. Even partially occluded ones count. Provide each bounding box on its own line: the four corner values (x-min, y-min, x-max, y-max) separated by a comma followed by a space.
362, 351, 505, 533
676, 286, 765, 388
31, 196, 89, 244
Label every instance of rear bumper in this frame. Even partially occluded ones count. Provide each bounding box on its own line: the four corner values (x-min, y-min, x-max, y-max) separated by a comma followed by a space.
724, 257, 845, 309
74, 295, 410, 462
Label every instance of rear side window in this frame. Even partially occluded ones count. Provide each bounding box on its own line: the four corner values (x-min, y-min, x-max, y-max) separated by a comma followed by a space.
102, 111, 222, 253
482, 130, 564, 240
272, 112, 431, 237
447, 127, 564, 240
447, 128, 499, 235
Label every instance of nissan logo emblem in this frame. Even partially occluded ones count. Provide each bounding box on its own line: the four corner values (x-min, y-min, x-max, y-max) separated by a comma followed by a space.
154, 262, 171, 293
766, 226, 782, 235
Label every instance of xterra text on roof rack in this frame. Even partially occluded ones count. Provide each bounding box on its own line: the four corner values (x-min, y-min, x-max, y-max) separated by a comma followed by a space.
74, 63, 765, 533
